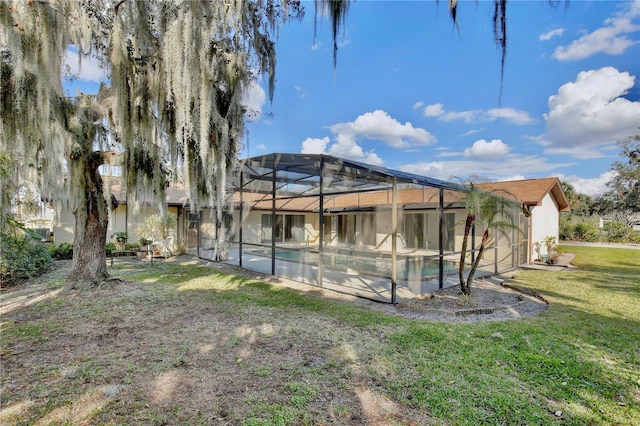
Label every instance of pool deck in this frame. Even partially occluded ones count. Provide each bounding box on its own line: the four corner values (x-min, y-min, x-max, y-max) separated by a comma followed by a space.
195, 247, 497, 303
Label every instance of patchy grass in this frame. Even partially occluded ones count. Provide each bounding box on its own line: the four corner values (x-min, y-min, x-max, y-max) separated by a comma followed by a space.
1, 247, 638, 425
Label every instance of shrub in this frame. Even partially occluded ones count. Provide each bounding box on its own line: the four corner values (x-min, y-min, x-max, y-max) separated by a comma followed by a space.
0, 232, 53, 287
49, 242, 73, 260
125, 242, 140, 251
572, 221, 601, 242
105, 242, 116, 256
559, 216, 573, 241
601, 221, 639, 243
136, 213, 176, 243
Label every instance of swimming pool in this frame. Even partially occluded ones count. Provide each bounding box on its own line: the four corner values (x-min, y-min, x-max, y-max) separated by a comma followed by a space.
247, 247, 456, 281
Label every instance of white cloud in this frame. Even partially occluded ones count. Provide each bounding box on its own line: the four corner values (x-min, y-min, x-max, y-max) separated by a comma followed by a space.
423, 103, 535, 125
328, 110, 436, 149
256, 144, 267, 151
413, 101, 424, 110
241, 80, 267, 122
63, 47, 108, 82
485, 108, 537, 125
561, 171, 617, 197
327, 133, 383, 166
423, 103, 445, 117
464, 139, 510, 159
399, 153, 573, 182
301, 137, 330, 154
300, 110, 430, 166
543, 146, 605, 159
440, 110, 478, 123
544, 67, 640, 154
540, 28, 565, 41
553, 2, 640, 61
498, 175, 527, 182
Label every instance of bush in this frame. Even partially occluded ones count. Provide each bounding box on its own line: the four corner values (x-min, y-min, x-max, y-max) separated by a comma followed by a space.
601, 221, 640, 243
49, 242, 74, 260
572, 221, 601, 242
559, 216, 574, 241
125, 242, 140, 251
0, 232, 53, 287
105, 242, 115, 256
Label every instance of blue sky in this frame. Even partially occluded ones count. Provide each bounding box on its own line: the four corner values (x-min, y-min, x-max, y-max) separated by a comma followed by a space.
244, 0, 640, 197
67, 0, 640, 197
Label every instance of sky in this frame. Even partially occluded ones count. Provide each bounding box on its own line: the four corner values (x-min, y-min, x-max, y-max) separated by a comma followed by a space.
66, 0, 640, 198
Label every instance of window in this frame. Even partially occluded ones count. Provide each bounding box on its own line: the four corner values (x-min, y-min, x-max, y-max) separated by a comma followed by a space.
285, 215, 305, 242
262, 214, 304, 243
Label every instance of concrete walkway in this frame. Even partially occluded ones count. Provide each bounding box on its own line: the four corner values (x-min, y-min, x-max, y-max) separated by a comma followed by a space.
561, 241, 640, 250
521, 252, 577, 272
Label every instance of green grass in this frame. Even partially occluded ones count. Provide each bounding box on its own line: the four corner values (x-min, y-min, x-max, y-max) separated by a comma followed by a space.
1, 247, 638, 425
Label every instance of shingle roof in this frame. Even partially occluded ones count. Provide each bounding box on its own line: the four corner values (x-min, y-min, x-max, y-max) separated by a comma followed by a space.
105, 176, 188, 206
477, 177, 570, 212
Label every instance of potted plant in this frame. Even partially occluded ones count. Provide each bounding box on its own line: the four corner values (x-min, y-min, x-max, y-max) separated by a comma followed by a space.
135, 213, 176, 258
543, 235, 558, 264
550, 244, 564, 265
111, 231, 128, 251
138, 237, 153, 258
533, 241, 542, 262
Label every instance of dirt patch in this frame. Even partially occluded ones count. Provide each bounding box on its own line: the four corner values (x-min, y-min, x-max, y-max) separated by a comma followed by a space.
393, 279, 548, 322
2, 262, 375, 424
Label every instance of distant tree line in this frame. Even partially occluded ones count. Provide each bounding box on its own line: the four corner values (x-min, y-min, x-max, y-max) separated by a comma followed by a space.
561, 136, 640, 243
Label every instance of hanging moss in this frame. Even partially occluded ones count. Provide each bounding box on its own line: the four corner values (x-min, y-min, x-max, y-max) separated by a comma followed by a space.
1, 0, 304, 232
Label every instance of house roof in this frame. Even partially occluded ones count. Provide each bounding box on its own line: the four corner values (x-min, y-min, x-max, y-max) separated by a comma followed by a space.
236, 186, 467, 212
237, 175, 571, 214
477, 177, 570, 212
105, 176, 188, 206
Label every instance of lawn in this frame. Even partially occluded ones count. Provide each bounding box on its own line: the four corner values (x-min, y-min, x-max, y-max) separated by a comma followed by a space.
1, 246, 638, 425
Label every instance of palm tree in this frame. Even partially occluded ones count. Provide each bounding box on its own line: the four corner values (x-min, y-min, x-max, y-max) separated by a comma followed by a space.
458, 182, 522, 295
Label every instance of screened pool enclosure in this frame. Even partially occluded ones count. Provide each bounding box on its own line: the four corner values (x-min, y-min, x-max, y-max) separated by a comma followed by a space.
191, 153, 529, 303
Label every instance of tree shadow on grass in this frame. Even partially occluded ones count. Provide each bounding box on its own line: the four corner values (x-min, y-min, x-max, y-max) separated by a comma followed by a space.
2, 254, 638, 425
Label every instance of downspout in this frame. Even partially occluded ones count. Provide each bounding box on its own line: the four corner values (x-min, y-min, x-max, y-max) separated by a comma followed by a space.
391, 177, 397, 304
494, 221, 499, 274
528, 206, 533, 264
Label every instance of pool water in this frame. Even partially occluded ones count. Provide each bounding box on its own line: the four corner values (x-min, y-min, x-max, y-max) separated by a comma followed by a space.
249, 247, 456, 280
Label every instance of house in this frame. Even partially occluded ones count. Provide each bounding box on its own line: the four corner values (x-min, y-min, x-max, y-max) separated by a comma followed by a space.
51, 153, 570, 302
477, 178, 570, 261
53, 176, 190, 251
194, 154, 533, 302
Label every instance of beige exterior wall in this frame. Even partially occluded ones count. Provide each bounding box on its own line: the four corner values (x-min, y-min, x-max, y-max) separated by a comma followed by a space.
53, 204, 75, 245
53, 204, 182, 252
232, 208, 480, 257
531, 193, 560, 255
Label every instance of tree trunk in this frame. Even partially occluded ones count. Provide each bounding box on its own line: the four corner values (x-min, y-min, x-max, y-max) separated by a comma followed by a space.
459, 212, 474, 294
463, 229, 490, 294
66, 151, 111, 289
